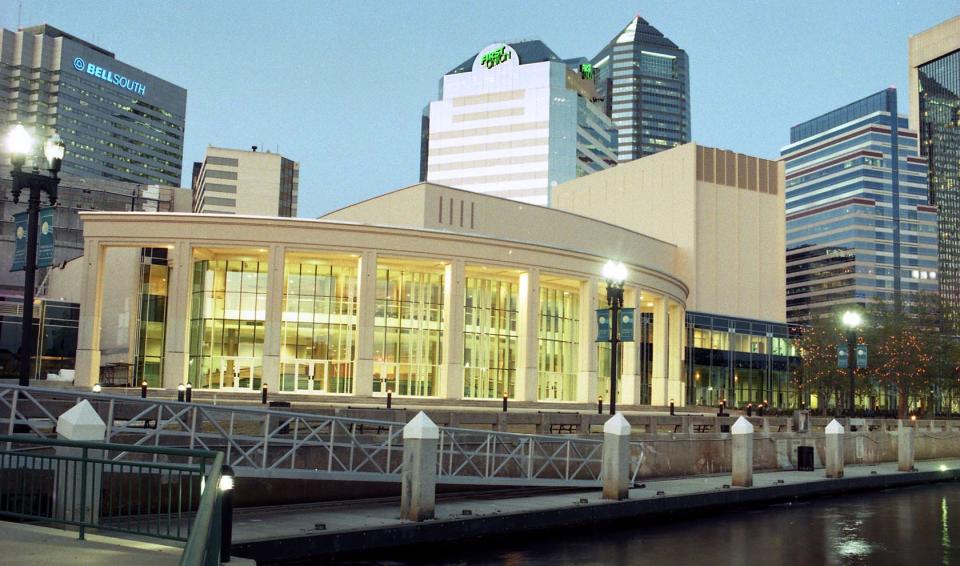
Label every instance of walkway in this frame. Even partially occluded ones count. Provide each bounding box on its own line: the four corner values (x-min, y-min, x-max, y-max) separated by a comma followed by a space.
231, 458, 960, 563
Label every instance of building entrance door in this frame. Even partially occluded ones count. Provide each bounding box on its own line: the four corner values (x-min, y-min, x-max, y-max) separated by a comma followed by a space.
218, 357, 261, 390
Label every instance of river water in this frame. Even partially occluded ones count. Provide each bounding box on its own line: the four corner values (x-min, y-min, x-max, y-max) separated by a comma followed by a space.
372, 482, 960, 566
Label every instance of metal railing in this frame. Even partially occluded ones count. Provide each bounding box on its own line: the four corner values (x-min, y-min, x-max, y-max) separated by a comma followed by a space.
0, 434, 227, 566
0, 385, 606, 487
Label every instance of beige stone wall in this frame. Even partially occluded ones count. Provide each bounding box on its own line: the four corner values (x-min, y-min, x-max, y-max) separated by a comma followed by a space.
552, 143, 786, 322
908, 16, 960, 132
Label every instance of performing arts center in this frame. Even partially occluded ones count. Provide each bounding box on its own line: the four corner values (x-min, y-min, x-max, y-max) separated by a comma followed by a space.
64, 144, 795, 408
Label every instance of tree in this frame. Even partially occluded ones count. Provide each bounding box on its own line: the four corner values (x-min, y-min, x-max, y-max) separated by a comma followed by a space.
794, 315, 850, 415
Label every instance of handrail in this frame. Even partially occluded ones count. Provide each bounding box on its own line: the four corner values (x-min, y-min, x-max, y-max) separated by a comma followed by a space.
0, 433, 224, 458
180, 451, 225, 566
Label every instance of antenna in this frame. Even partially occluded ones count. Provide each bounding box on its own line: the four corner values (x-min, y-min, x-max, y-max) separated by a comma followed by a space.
18, 0, 22, 29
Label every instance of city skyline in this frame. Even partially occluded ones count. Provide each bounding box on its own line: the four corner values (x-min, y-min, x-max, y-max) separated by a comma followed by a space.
0, 1, 956, 218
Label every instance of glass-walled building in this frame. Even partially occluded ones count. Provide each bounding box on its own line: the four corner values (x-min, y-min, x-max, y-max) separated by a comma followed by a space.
0, 296, 79, 381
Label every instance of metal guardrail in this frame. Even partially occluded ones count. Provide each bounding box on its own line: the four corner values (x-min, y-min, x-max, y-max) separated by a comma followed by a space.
0, 433, 228, 565
0, 385, 606, 487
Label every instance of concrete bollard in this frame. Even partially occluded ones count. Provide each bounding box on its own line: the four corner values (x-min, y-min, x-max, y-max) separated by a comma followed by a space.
731, 416, 754, 487
898, 420, 915, 472
602, 413, 632, 500
55, 400, 106, 530
825, 419, 844, 478
400, 411, 439, 522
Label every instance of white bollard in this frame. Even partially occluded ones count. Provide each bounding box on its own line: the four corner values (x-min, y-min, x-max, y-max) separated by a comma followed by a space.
898, 421, 915, 472
400, 411, 439, 522
602, 413, 632, 500
55, 400, 106, 526
731, 416, 754, 487
825, 419, 844, 478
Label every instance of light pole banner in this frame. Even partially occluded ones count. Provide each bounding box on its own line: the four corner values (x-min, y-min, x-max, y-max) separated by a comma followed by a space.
856, 344, 868, 369
596, 309, 610, 342
619, 308, 636, 342
37, 207, 55, 268
837, 344, 849, 369
11, 212, 27, 272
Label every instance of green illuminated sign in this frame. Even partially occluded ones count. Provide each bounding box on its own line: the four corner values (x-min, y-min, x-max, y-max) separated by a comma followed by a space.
580, 63, 594, 80
480, 46, 512, 69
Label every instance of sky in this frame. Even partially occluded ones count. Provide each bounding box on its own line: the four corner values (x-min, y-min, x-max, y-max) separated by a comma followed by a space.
1, 1, 956, 218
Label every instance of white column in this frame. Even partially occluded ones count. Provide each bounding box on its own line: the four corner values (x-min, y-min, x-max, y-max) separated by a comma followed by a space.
731, 416, 754, 487
619, 286, 641, 406
75, 238, 105, 387
577, 277, 598, 403
55, 400, 106, 524
668, 301, 686, 407
825, 419, 845, 478
162, 241, 192, 389
651, 297, 669, 405
354, 251, 377, 397
602, 413, 632, 500
440, 259, 465, 399
516, 269, 540, 401
898, 421, 915, 472
261, 245, 285, 393
400, 412, 439, 522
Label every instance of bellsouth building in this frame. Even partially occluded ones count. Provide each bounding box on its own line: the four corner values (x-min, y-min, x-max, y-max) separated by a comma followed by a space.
0, 25, 187, 186
419, 41, 617, 206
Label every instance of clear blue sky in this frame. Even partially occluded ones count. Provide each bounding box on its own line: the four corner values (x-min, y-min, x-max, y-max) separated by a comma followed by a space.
2, 1, 956, 217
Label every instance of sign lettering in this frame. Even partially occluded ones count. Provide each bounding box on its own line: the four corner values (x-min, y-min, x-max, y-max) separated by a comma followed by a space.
73, 57, 147, 96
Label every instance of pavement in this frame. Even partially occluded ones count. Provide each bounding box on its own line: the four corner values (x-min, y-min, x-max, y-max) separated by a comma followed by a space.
230, 457, 960, 563
0, 521, 256, 566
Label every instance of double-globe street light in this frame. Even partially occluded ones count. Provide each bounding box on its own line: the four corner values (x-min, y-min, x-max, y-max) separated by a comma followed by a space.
841, 310, 862, 414
602, 260, 628, 415
5, 124, 65, 386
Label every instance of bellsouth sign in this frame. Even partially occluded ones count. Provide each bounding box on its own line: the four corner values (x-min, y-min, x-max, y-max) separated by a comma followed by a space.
73, 57, 147, 96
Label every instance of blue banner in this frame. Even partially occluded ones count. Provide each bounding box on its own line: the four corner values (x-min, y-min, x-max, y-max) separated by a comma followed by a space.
11, 212, 27, 272
596, 309, 610, 342
856, 344, 868, 369
619, 308, 635, 342
37, 207, 55, 268
837, 345, 849, 369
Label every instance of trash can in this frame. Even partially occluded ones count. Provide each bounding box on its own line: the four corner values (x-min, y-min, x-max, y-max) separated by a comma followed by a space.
797, 445, 814, 471
269, 401, 292, 434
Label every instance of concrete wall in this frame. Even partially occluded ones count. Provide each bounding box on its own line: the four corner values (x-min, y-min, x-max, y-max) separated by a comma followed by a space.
552, 143, 786, 323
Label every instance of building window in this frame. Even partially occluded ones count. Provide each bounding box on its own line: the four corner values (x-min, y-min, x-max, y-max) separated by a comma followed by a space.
538, 286, 579, 401
464, 276, 517, 398
280, 260, 357, 393
373, 267, 444, 396
135, 248, 169, 387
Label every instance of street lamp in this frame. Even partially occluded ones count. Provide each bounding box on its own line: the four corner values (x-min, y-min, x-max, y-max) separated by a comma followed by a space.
841, 310, 862, 415
5, 124, 64, 386
602, 260, 627, 415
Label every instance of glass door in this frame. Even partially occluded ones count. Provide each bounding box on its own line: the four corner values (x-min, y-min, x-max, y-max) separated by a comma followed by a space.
219, 357, 260, 390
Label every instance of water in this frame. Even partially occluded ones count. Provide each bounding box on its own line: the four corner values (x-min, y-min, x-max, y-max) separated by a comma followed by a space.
363, 482, 960, 566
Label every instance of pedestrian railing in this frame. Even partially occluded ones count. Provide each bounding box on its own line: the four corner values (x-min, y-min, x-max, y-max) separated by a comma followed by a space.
0, 434, 228, 565
0, 385, 606, 487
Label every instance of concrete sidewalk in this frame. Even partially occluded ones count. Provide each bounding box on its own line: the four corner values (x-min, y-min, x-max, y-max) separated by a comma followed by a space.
231, 458, 960, 563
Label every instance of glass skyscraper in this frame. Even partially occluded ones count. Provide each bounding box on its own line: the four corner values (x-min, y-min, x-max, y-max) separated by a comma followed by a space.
591, 16, 690, 162
909, 17, 960, 325
0, 25, 186, 186
782, 88, 937, 324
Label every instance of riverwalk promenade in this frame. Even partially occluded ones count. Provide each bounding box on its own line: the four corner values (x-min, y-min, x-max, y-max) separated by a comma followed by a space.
231, 457, 960, 563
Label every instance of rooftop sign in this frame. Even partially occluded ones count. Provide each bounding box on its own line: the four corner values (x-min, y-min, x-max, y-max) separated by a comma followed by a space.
472, 43, 519, 73
73, 56, 146, 96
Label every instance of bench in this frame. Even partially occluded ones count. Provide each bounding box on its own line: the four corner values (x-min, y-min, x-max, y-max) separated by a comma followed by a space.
549, 423, 577, 434
692, 424, 713, 433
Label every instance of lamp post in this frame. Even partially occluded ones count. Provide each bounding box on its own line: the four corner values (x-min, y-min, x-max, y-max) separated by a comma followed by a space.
841, 310, 862, 415
5, 125, 64, 387
602, 260, 627, 415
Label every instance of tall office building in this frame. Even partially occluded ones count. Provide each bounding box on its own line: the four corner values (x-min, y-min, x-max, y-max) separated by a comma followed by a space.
909, 17, 960, 324
420, 41, 617, 206
0, 24, 186, 186
193, 146, 299, 217
782, 88, 937, 324
591, 16, 690, 162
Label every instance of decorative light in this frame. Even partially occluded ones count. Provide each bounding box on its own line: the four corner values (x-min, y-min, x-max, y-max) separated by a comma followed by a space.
601, 260, 628, 284
841, 311, 862, 328
4, 124, 33, 157
44, 132, 65, 165
218, 474, 234, 491
92, 383, 102, 393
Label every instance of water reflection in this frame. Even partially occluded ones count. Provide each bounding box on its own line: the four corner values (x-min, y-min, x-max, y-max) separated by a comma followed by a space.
380, 483, 960, 566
